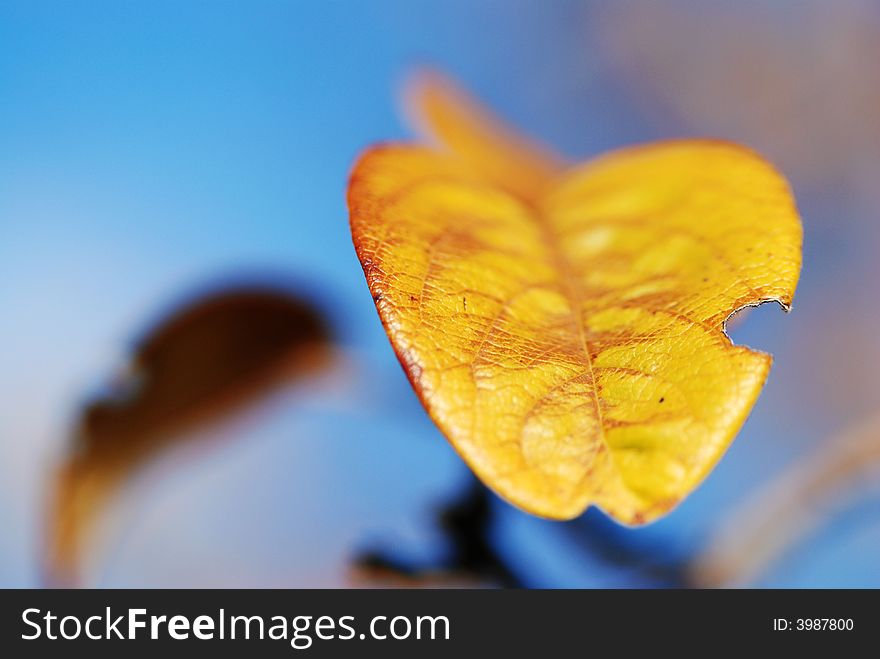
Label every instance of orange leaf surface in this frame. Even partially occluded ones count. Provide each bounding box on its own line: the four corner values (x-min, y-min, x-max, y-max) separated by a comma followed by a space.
348, 72, 802, 523
404, 71, 566, 204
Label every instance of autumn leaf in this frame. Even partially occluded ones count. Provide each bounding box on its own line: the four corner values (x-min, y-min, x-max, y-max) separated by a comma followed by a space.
348, 71, 802, 523
404, 70, 566, 204
46, 284, 332, 584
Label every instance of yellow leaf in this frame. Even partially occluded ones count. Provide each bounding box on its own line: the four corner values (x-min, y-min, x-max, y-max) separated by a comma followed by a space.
348, 71, 802, 523
403, 70, 566, 204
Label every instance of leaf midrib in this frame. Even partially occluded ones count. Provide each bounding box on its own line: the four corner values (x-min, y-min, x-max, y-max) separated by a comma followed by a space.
528, 196, 610, 473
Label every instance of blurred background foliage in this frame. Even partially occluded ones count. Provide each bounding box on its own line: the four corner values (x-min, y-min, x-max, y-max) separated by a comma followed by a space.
1, 0, 878, 587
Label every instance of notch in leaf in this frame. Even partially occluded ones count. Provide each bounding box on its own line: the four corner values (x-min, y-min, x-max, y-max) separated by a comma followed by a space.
348, 71, 802, 523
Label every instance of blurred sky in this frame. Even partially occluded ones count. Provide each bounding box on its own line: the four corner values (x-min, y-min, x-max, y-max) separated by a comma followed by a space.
1, 0, 878, 587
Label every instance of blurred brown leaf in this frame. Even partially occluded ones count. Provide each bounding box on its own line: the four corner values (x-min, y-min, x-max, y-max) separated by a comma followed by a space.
46, 284, 333, 585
